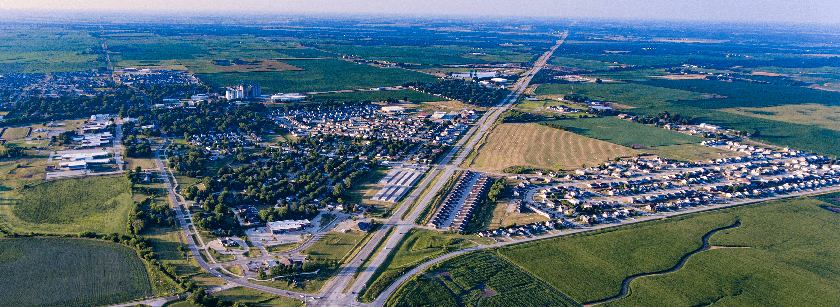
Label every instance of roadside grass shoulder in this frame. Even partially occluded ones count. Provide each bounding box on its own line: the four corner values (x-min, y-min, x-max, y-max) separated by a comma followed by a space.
358, 228, 476, 302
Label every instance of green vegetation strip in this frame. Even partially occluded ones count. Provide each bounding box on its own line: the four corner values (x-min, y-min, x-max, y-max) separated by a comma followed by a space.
358, 229, 476, 302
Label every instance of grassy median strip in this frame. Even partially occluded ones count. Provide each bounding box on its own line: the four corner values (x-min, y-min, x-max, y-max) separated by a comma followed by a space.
344, 225, 397, 293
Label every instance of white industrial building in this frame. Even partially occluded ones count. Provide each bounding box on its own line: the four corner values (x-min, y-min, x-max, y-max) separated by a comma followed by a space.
266, 219, 312, 233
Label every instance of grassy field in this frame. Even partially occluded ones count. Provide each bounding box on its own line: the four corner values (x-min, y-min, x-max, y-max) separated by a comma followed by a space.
487, 201, 549, 230
311, 89, 446, 103
385, 250, 578, 307
0, 26, 104, 73
723, 103, 840, 132
359, 229, 477, 302
344, 166, 395, 217
196, 59, 437, 93
550, 56, 614, 71
390, 196, 840, 306
0, 238, 152, 306
0, 127, 31, 140
467, 123, 640, 172
533, 82, 706, 109
164, 287, 304, 307
319, 45, 537, 65
0, 176, 135, 235
544, 116, 707, 148
642, 143, 746, 162
303, 231, 368, 262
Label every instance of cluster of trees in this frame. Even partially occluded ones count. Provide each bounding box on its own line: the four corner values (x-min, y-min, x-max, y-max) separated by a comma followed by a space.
154, 101, 274, 138
51, 130, 77, 145
125, 166, 147, 184
183, 147, 373, 216
123, 135, 152, 158
486, 178, 506, 202
264, 259, 338, 280
169, 146, 207, 177
186, 288, 248, 307
0, 142, 25, 159
291, 134, 418, 160
192, 211, 240, 234
5, 89, 136, 125
128, 196, 174, 235
632, 111, 698, 126
258, 204, 319, 223
405, 79, 509, 106
497, 109, 543, 123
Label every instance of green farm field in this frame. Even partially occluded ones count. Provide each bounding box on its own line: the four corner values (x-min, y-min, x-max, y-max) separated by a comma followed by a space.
0, 176, 135, 235
319, 45, 538, 65
386, 250, 577, 307
312, 89, 446, 103
534, 82, 706, 109
0, 26, 104, 73
543, 116, 706, 148
390, 196, 840, 306
197, 59, 437, 93
360, 229, 477, 302
0, 237, 153, 306
467, 122, 640, 172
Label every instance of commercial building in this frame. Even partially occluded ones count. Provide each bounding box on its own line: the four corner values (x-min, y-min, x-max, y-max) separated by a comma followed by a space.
266, 219, 312, 234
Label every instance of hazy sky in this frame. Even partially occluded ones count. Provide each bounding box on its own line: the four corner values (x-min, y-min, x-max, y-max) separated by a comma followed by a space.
2, 0, 839, 24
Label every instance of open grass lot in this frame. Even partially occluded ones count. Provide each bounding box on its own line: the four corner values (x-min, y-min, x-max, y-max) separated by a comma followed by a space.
723, 103, 840, 132
304, 231, 368, 262
360, 229, 477, 302
641, 79, 840, 110
642, 143, 746, 162
319, 45, 537, 65
0, 176, 135, 235
487, 201, 549, 230
196, 59, 437, 93
467, 123, 639, 172
0, 126, 31, 140
344, 166, 397, 217
164, 287, 304, 307
386, 250, 577, 307
311, 89, 446, 103
0, 155, 51, 184
0, 237, 152, 306
544, 116, 707, 148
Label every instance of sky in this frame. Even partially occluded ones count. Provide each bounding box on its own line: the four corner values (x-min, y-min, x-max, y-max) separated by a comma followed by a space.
1, 0, 839, 24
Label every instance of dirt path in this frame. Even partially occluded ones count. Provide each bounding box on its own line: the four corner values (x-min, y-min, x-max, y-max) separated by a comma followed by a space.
584, 221, 743, 306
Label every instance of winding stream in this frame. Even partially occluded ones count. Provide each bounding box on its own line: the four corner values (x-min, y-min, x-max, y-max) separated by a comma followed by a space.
585, 220, 742, 306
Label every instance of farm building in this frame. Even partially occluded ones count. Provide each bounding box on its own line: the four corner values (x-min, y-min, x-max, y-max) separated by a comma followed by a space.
266, 219, 312, 234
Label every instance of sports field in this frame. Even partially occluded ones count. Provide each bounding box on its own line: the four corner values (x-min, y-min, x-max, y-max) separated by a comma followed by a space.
0, 176, 135, 235
0, 238, 153, 306
467, 123, 640, 172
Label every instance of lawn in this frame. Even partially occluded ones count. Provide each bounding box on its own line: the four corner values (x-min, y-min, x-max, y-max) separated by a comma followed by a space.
0, 237, 153, 306
196, 59, 437, 93
359, 229, 477, 302
467, 123, 640, 172
543, 116, 707, 148
311, 89, 446, 103
0, 175, 135, 235
385, 250, 577, 307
